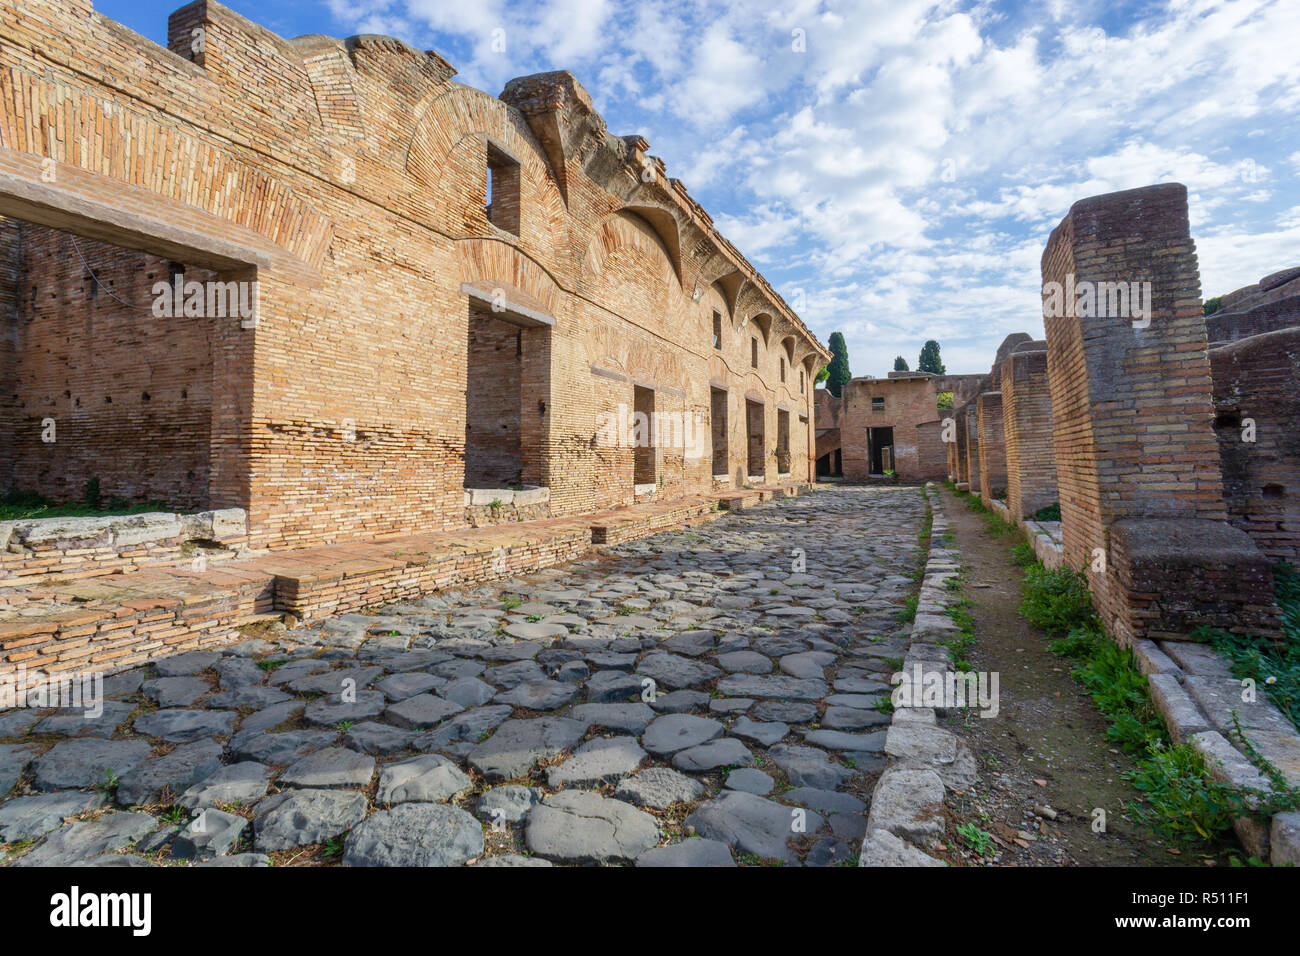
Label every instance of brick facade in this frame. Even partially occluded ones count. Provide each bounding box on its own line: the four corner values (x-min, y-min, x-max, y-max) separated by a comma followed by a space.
0, 1, 827, 555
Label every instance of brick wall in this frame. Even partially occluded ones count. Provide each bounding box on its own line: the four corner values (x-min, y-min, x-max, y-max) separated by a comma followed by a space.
0, 0, 828, 551
1211, 327, 1300, 563
1000, 346, 1058, 521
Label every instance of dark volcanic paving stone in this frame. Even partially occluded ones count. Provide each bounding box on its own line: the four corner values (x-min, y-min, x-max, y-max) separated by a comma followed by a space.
641, 714, 723, 755
635, 652, 721, 689
115, 739, 224, 806
342, 721, 418, 755
750, 701, 819, 724
494, 679, 578, 711
466, 717, 588, 781
254, 789, 368, 851
15, 811, 157, 867
34, 701, 134, 738
279, 747, 376, 789
179, 761, 274, 809
684, 791, 824, 865
133, 708, 237, 742
567, 703, 655, 734
714, 675, 828, 700
822, 706, 890, 731
141, 676, 211, 708
525, 791, 658, 864
0, 790, 107, 843
672, 737, 753, 772
304, 690, 387, 726
376, 754, 473, 804
32, 739, 153, 791
233, 729, 339, 766
384, 694, 464, 729
343, 802, 483, 866
584, 671, 643, 703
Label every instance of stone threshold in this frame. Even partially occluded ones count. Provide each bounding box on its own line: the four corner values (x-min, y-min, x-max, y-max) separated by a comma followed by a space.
0, 483, 810, 693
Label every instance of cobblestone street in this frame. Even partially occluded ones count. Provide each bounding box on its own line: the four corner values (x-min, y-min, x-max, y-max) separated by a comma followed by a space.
0, 487, 926, 867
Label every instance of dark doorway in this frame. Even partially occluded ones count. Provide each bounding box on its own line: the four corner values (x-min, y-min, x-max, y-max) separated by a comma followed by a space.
746, 399, 765, 478
868, 426, 894, 474
776, 409, 791, 474
633, 385, 656, 486
465, 306, 548, 487
710, 387, 728, 476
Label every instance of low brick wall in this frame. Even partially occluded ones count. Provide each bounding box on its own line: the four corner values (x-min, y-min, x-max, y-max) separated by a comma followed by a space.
0, 508, 248, 585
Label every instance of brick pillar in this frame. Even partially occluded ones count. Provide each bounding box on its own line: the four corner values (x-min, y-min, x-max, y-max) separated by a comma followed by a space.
963, 403, 981, 494
1041, 183, 1278, 642
953, 404, 969, 489
976, 391, 1006, 505
1001, 345, 1057, 522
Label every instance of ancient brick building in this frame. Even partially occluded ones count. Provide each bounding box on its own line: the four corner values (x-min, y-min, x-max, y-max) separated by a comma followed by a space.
836, 371, 981, 482
0, 0, 827, 554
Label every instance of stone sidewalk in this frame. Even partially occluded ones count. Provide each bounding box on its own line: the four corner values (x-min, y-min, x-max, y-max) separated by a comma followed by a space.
0, 486, 926, 867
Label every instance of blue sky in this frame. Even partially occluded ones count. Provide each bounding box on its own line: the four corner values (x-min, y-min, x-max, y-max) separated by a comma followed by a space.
98, 0, 1299, 377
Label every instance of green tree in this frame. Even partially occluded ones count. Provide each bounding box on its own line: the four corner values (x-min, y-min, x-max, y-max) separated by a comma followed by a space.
893, 355, 909, 371
918, 339, 946, 374
825, 332, 851, 397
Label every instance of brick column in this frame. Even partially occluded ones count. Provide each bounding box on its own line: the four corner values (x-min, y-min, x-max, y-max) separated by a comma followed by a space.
1041, 183, 1278, 642
1001, 345, 1057, 522
976, 391, 1006, 505
963, 403, 981, 494
953, 404, 970, 490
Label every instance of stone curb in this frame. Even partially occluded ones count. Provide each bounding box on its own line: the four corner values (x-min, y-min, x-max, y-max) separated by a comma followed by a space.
861, 483, 970, 867
1131, 637, 1300, 862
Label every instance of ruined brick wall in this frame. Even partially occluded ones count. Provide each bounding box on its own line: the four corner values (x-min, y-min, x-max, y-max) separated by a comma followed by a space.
976, 391, 1006, 503
1205, 268, 1299, 343
5, 223, 215, 510
1211, 327, 1300, 562
0, 0, 827, 550
840, 375, 946, 481
1000, 346, 1057, 521
1041, 183, 1276, 641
